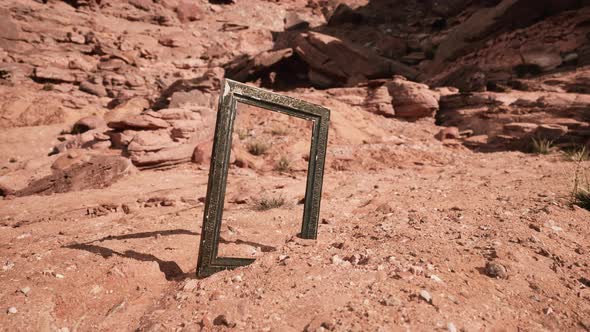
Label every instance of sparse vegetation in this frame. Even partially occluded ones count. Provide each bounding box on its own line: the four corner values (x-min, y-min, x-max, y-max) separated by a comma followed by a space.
254, 195, 286, 211
275, 156, 291, 172
247, 141, 269, 156
236, 128, 250, 140
270, 126, 289, 136
563, 145, 589, 162
530, 137, 553, 155
572, 154, 590, 211
573, 189, 590, 211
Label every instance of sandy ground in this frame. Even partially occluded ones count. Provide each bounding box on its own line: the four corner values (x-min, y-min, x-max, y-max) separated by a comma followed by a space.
1, 119, 589, 331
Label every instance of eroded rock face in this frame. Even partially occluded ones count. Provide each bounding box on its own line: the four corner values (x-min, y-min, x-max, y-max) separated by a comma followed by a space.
437, 87, 590, 150
294, 32, 418, 87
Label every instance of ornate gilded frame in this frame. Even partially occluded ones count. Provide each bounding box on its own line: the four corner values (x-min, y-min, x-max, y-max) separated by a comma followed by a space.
196, 79, 330, 277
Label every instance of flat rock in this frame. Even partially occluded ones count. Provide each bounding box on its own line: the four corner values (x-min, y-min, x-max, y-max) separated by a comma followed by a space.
127, 130, 175, 152
108, 114, 170, 130
79, 80, 108, 97
33, 67, 82, 84
130, 143, 195, 168
16, 155, 134, 196
72, 116, 107, 133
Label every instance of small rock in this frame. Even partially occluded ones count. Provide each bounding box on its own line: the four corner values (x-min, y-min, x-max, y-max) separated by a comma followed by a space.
529, 223, 541, 232
419, 289, 432, 303
55, 273, 65, 279
435, 127, 460, 141
121, 204, 132, 214
213, 314, 236, 328
79, 80, 107, 97
331, 255, 343, 265
231, 275, 242, 283
430, 274, 443, 283
20, 287, 30, 295
7, 307, 17, 314
447, 322, 457, 332
183, 279, 199, 292
484, 261, 508, 279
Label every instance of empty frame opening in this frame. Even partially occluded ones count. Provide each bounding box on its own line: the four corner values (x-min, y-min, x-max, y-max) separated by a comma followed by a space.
217, 101, 313, 259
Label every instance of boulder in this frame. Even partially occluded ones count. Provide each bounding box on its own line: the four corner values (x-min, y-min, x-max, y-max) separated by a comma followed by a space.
192, 140, 213, 164
294, 32, 417, 87
326, 85, 394, 117
385, 76, 439, 119
109, 130, 136, 149
365, 85, 395, 117
72, 115, 107, 133
152, 68, 224, 110
79, 80, 108, 97
127, 130, 175, 152
104, 97, 149, 123
533, 124, 568, 140
170, 120, 201, 139
16, 155, 134, 196
130, 143, 195, 168
33, 67, 81, 84
435, 127, 460, 141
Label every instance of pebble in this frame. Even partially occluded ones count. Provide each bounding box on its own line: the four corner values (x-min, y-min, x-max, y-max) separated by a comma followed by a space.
20, 287, 30, 295
231, 275, 243, 283
213, 314, 236, 327
55, 274, 65, 279
7, 307, 17, 314
183, 279, 199, 292
331, 255, 344, 265
430, 275, 443, 283
419, 289, 432, 304
447, 322, 457, 332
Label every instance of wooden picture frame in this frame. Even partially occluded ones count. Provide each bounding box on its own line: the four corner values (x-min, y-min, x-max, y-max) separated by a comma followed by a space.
196, 79, 330, 277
